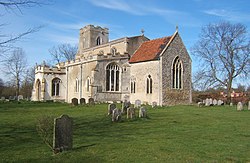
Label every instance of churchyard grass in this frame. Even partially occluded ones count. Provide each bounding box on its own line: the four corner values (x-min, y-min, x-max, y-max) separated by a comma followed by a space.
0, 102, 250, 162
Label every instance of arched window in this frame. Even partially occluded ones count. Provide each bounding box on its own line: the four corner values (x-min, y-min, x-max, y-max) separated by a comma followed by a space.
75, 78, 79, 92
172, 56, 183, 89
111, 47, 117, 55
96, 36, 101, 45
146, 75, 152, 94
131, 78, 136, 93
52, 78, 60, 96
36, 79, 41, 100
86, 77, 91, 92
106, 63, 120, 91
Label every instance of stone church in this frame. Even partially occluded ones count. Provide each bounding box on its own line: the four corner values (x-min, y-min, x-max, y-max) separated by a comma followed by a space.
31, 25, 192, 106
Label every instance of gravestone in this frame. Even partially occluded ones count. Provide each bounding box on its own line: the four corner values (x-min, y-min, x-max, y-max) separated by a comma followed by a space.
80, 98, 86, 105
218, 100, 224, 106
1, 97, 5, 101
112, 108, 122, 122
213, 99, 218, 105
127, 107, 135, 119
209, 98, 213, 106
230, 102, 233, 106
134, 99, 141, 108
205, 98, 210, 106
88, 98, 94, 105
122, 100, 131, 113
139, 107, 147, 118
71, 98, 78, 106
198, 102, 204, 107
53, 115, 73, 153
152, 101, 157, 108
108, 103, 116, 115
237, 102, 243, 111
18, 95, 23, 101
248, 101, 250, 111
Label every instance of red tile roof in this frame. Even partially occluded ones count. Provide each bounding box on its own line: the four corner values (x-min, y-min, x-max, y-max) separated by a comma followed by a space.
129, 36, 173, 63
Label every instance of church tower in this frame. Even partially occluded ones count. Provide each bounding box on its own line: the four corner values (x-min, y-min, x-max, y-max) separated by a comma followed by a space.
78, 25, 109, 54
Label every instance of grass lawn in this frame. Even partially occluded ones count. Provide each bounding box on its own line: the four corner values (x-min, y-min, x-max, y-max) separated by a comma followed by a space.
0, 102, 250, 162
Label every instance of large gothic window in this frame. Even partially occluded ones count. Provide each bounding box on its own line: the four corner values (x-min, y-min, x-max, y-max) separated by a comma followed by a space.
172, 56, 183, 89
146, 75, 152, 94
52, 78, 60, 96
106, 63, 120, 91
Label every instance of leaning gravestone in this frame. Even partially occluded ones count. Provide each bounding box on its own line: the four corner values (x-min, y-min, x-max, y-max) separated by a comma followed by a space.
53, 115, 73, 153
112, 108, 122, 122
71, 98, 78, 106
134, 99, 141, 108
18, 95, 23, 101
139, 107, 147, 118
237, 102, 243, 111
80, 98, 86, 105
108, 103, 116, 115
88, 98, 94, 105
122, 100, 131, 113
248, 101, 250, 111
152, 101, 157, 108
127, 107, 135, 119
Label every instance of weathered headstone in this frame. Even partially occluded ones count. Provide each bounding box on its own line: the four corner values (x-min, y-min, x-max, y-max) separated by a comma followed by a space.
134, 99, 141, 108
127, 107, 135, 119
122, 100, 131, 113
18, 95, 23, 101
237, 102, 243, 111
108, 103, 116, 115
213, 99, 218, 105
209, 98, 213, 106
205, 98, 210, 106
80, 98, 86, 105
53, 115, 73, 153
71, 98, 78, 106
230, 102, 233, 106
248, 101, 250, 110
218, 100, 224, 106
139, 107, 147, 118
112, 108, 122, 122
152, 101, 157, 108
198, 102, 204, 107
1, 97, 5, 101
88, 98, 94, 105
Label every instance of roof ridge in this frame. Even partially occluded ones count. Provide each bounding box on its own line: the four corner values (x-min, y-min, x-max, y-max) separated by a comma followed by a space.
144, 35, 172, 42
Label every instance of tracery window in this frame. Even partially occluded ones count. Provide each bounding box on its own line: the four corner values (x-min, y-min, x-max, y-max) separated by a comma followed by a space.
146, 75, 152, 94
172, 56, 183, 89
52, 78, 60, 96
106, 63, 120, 91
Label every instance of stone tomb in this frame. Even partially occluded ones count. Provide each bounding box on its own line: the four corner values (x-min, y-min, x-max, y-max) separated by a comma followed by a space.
108, 103, 116, 115
237, 102, 243, 111
134, 99, 141, 108
139, 107, 147, 118
71, 98, 78, 106
53, 115, 73, 153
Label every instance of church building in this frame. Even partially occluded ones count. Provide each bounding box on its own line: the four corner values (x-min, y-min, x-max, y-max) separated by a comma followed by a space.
31, 25, 192, 106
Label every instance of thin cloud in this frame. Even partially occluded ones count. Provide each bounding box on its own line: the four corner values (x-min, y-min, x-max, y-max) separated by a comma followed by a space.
204, 9, 250, 22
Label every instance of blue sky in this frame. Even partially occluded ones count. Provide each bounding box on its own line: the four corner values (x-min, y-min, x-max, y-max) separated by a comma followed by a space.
1, 0, 250, 83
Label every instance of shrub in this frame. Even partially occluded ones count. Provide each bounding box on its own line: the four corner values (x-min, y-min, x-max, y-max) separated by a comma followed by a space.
36, 115, 54, 152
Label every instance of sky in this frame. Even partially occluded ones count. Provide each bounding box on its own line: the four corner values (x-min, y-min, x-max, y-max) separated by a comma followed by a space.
1, 0, 250, 84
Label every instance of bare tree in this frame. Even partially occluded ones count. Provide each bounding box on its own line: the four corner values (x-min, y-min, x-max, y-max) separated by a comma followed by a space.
192, 21, 250, 103
49, 43, 78, 64
0, 0, 46, 58
4, 48, 27, 96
